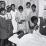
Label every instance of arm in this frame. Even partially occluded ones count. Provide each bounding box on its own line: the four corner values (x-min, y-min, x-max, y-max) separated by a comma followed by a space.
28, 21, 34, 29
0, 15, 5, 18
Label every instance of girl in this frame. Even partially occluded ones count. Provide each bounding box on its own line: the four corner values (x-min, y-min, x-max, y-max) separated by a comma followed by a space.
28, 16, 38, 33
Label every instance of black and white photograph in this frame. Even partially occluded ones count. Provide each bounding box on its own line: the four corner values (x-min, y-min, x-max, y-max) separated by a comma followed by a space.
0, 0, 46, 46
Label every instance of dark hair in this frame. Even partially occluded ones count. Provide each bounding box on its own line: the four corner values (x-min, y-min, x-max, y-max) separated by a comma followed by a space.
26, 2, 31, 6
31, 4, 36, 8
7, 7, 11, 12
18, 6, 23, 11
31, 16, 38, 23
17, 30, 24, 35
11, 4, 15, 7
6, 5, 11, 8
1, 8, 5, 11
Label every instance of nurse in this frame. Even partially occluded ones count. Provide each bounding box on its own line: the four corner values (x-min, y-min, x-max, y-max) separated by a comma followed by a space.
10, 4, 18, 33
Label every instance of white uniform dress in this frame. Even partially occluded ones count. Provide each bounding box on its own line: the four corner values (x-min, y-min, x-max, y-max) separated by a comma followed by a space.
16, 10, 27, 33
24, 8, 32, 21
6, 12, 12, 20
24, 8, 32, 33
10, 9, 17, 33
30, 10, 38, 18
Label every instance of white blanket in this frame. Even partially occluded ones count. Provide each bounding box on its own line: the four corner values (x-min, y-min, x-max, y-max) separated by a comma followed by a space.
8, 31, 46, 46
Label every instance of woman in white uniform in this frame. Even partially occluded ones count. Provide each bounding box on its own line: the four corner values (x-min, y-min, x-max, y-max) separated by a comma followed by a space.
16, 6, 26, 33
30, 4, 38, 18
10, 4, 17, 33
24, 2, 32, 33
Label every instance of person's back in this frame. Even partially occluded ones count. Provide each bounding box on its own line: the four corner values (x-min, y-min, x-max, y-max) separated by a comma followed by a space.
0, 16, 8, 39
0, 14, 13, 39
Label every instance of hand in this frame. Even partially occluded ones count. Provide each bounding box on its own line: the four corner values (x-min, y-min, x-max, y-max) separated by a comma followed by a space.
18, 33, 24, 39
17, 31, 24, 39
34, 25, 39, 31
15, 17, 20, 22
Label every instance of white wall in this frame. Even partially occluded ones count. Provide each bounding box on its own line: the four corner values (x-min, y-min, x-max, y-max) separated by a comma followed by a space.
39, 0, 46, 17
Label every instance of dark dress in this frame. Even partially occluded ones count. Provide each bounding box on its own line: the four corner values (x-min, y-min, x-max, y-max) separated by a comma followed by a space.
0, 17, 13, 39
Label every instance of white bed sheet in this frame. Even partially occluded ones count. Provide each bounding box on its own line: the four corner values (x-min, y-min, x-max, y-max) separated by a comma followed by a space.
8, 30, 46, 46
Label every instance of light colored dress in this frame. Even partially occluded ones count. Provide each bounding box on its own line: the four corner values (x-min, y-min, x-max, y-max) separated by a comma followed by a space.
24, 8, 33, 33
16, 10, 27, 33
10, 9, 17, 33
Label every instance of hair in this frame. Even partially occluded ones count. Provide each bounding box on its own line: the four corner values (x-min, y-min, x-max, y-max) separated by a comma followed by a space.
31, 4, 36, 8
6, 5, 11, 8
11, 4, 15, 7
18, 5, 23, 11
26, 2, 31, 6
17, 30, 24, 35
31, 16, 38, 23
1, 8, 5, 11
7, 7, 11, 12
1, 1, 6, 8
